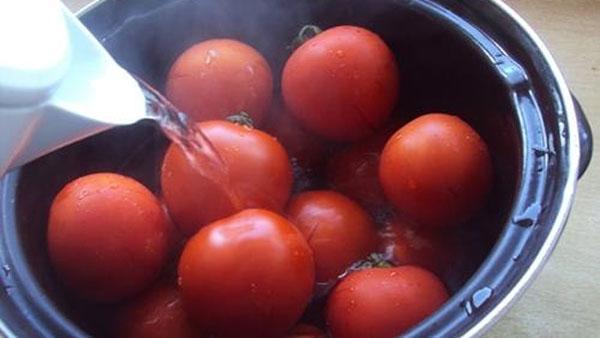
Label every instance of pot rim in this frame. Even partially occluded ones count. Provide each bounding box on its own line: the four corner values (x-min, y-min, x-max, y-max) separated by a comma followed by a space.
461, 1, 580, 336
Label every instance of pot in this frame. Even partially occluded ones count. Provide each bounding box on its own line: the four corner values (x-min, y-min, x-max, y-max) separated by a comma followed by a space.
0, 0, 593, 337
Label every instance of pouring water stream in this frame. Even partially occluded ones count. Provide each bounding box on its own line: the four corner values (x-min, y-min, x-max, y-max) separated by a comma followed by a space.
140, 79, 243, 209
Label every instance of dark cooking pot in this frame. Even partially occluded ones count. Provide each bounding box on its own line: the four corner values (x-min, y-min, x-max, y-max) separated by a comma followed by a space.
0, 0, 593, 337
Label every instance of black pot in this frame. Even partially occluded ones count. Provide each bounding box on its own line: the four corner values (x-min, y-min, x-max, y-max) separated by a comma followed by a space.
0, 0, 593, 337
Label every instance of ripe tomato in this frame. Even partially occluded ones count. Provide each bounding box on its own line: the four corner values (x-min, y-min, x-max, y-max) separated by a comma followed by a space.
161, 120, 293, 236
166, 39, 272, 125
379, 113, 493, 228
326, 128, 394, 212
114, 284, 199, 338
286, 324, 326, 338
326, 266, 449, 338
262, 98, 328, 169
47, 173, 170, 302
178, 209, 315, 338
380, 216, 459, 279
287, 191, 379, 283
282, 25, 399, 141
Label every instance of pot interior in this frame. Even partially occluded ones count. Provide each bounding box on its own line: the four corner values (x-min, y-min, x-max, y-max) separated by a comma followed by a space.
8, 0, 523, 336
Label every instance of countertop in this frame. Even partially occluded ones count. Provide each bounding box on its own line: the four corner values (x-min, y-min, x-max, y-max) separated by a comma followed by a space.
63, 0, 600, 336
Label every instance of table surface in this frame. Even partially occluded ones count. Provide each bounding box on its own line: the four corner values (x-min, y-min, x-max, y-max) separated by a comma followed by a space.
63, 0, 600, 336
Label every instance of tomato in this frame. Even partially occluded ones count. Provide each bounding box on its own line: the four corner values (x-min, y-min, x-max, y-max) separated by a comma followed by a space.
326, 128, 394, 212
114, 284, 199, 338
166, 39, 272, 125
282, 25, 399, 141
178, 209, 315, 338
47, 173, 169, 302
379, 113, 493, 228
326, 266, 449, 338
380, 216, 459, 279
263, 98, 327, 169
286, 324, 326, 338
161, 120, 293, 236
287, 191, 379, 283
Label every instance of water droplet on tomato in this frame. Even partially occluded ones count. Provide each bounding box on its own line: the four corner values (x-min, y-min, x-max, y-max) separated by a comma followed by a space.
205, 49, 217, 65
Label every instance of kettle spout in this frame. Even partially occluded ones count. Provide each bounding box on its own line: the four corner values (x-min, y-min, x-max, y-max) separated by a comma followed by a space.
0, 86, 145, 176
0, 0, 148, 176
0, 60, 147, 176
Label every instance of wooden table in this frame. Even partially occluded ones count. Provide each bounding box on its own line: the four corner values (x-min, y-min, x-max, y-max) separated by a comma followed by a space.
62, 0, 600, 336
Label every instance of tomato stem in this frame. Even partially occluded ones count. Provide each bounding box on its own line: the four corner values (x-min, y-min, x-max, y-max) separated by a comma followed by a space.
288, 25, 323, 50
226, 112, 255, 128
351, 253, 394, 270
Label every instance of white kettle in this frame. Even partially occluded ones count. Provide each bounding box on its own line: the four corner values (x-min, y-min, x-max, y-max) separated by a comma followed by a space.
0, 0, 147, 176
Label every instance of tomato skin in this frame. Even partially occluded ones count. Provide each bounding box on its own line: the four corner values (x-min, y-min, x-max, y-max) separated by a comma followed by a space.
178, 209, 315, 338
326, 266, 449, 338
47, 173, 169, 302
166, 39, 272, 125
161, 120, 293, 236
379, 113, 493, 228
286, 324, 326, 338
282, 25, 399, 141
380, 216, 458, 279
326, 129, 393, 212
114, 284, 199, 338
263, 98, 327, 169
287, 191, 379, 283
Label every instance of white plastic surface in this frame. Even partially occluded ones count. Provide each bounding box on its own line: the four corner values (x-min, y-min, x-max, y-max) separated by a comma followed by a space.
49, 4, 146, 125
0, 0, 71, 105
0, 0, 147, 176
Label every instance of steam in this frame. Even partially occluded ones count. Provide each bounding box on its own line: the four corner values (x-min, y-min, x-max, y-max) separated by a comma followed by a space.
93, 0, 320, 92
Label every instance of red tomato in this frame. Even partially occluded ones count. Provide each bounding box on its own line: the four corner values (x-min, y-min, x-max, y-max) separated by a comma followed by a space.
380, 216, 458, 279
114, 284, 199, 338
286, 324, 326, 338
161, 120, 292, 236
282, 25, 399, 141
166, 39, 272, 125
263, 98, 327, 169
178, 209, 315, 338
47, 173, 169, 302
326, 266, 449, 338
326, 129, 394, 212
379, 113, 493, 228
287, 191, 379, 283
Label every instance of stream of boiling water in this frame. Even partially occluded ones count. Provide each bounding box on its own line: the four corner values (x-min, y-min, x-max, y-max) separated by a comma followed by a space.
139, 80, 242, 208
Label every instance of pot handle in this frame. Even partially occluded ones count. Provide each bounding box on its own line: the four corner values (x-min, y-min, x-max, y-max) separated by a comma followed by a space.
572, 95, 593, 178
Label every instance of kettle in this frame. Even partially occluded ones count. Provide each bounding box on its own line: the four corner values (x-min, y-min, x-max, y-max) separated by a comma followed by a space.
0, 0, 147, 176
